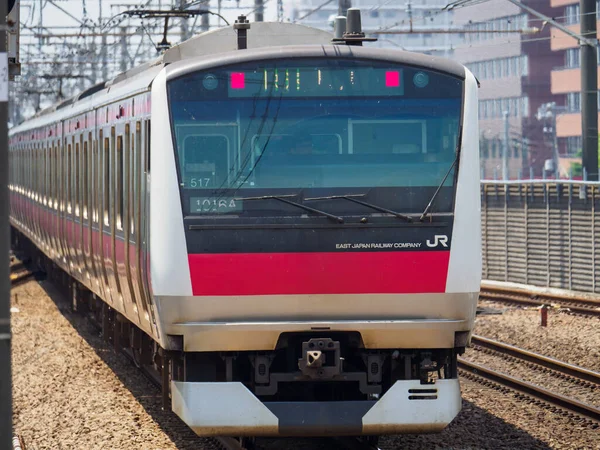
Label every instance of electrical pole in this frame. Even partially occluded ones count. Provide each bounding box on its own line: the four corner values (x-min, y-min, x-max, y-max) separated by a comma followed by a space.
255, 0, 264, 22
0, 2, 11, 450
179, 0, 190, 39
503, 110, 509, 180
200, 0, 209, 32
120, 26, 129, 73
581, 0, 598, 180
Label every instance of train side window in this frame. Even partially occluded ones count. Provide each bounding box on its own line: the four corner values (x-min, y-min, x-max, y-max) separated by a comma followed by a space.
38, 144, 41, 200
48, 144, 53, 206
83, 138, 89, 219
75, 140, 80, 216
144, 120, 150, 173
93, 138, 98, 223
32, 146, 36, 200
30, 146, 33, 197
28, 145, 32, 198
124, 124, 131, 235
67, 142, 72, 213
42, 143, 50, 205
104, 136, 110, 226
116, 134, 124, 230
130, 127, 135, 236
40, 144, 44, 202
55, 142, 60, 209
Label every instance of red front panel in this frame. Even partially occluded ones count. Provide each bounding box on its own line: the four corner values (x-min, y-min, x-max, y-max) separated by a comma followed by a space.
188, 251, 450, 296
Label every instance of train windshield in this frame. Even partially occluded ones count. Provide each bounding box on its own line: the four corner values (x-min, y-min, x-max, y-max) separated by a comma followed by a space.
168, 58, 463, 216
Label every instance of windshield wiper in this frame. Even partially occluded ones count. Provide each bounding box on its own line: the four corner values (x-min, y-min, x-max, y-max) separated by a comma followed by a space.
419, 153, 459, 222
234, 194, 345, 223
305, 194, 412, 222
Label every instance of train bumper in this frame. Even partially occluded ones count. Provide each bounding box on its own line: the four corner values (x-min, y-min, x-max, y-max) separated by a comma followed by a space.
171, 378, 461, 436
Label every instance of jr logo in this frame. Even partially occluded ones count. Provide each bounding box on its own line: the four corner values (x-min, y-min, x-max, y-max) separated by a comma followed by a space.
426, 235, 449, 248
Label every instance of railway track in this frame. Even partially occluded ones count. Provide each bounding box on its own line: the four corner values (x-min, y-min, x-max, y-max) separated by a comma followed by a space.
479, 285, 600, 318
470, 335, 600, 385
459, 335, 600, 426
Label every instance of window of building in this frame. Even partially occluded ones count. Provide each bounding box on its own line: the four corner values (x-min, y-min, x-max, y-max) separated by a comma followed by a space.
566, 48, 580, 68
566, 5, 580, 24
567, 92, 581, 112
565, 136, 582, 156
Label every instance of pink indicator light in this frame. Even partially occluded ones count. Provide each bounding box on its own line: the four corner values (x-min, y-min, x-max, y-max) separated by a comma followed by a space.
230, 72, 245, 89
385, 71, 400, 88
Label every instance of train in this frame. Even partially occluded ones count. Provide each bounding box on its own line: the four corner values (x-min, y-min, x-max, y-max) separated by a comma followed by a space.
8, 9, 481, 443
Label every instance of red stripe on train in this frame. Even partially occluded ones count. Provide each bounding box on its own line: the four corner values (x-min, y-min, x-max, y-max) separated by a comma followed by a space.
188, 251, 450, 296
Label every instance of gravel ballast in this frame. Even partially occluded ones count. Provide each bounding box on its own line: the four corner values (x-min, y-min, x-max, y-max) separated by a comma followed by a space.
475, 300, 600, 372
12, 280, 600, 449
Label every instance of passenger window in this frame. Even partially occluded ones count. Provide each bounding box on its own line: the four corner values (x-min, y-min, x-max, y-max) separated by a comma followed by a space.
83, 139, 89, 219
75, 141, 80, 216
104, 136, 110, 226
116, 135, 124, 230
67, 143, 72, 213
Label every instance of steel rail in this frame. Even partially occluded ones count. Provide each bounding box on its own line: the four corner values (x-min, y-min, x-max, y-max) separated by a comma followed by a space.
471, 335, 600, 385
479, 288, 600, 318
458, 358, 600, 423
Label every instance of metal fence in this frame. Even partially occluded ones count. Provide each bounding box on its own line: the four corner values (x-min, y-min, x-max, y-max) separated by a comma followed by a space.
481, 180, 600, 293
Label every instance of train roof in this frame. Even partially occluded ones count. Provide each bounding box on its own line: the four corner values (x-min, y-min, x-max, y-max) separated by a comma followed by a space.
12, 21, 466, 134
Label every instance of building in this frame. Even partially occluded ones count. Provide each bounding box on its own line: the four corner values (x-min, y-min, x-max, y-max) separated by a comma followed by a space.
288, 0, 462, 57
549, 0, 600, 168
453, 0, 562, 179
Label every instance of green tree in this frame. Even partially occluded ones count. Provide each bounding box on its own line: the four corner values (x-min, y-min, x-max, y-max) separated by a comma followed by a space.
570, 138, 600, 177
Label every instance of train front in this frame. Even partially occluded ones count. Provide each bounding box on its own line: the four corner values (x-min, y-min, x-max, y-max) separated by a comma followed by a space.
150, 44, 481, 437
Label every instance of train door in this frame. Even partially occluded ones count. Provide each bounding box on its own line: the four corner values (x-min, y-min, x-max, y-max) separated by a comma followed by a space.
119, 120, 141, 325
42, 138, 52, 256
83, 129, 95, 289
58, 131, 68, 268
99, 125, 114, 305
67, 133, 76, 272
110, 125, 125, 313
57, 136, 68, 270
76, 129, 87, 283
47, 139, 55, 259
51, 140, 59, 263
33, 142, 42, 245
140, 116, 157, 336
31, 142, 41, 245
90, 126, 103, 298
133, 117, 152, 335
30, 143, 37, 239
73, 133, 82, 280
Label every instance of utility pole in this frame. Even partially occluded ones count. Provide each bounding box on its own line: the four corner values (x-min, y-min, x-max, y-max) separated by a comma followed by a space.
581, 0, 598, 180
255, 0, 264, 22
179, 0, 190, 39
339, 0, 352, 16
1, 3, 11, 450
503, 110, 509, 180
120, 26, 129, 72
200, 0, 209, 32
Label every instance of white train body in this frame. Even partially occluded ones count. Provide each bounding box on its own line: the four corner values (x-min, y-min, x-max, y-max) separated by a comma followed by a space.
9, 21, 481, 437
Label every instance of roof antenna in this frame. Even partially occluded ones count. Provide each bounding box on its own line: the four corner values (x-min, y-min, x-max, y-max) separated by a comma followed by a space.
234, 15, 250, 50
332, 8, 377, 46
